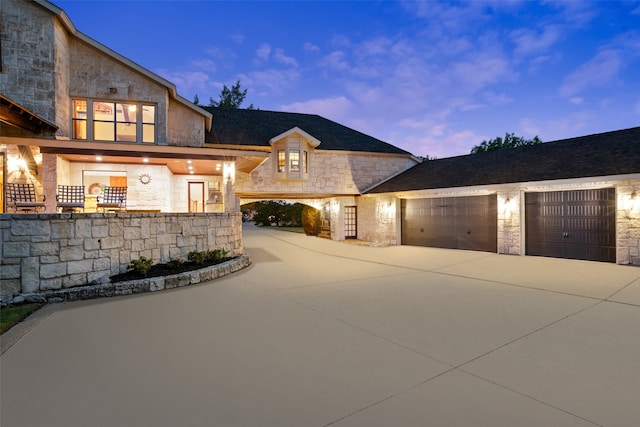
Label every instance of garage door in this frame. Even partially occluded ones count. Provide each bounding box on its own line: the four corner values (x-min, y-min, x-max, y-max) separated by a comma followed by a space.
401, 195, 497, 252
525, 189, 616, 263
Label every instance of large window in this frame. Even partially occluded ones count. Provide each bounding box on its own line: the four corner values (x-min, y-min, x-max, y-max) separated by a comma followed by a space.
72, 100, 156, 143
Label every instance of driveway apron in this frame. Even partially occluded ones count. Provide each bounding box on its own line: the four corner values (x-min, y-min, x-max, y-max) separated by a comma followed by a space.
2, 223, 640, 427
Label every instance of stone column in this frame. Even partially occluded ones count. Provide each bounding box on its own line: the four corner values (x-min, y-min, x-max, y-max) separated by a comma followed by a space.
223, 161, 237, 213
42, 153, 58, 212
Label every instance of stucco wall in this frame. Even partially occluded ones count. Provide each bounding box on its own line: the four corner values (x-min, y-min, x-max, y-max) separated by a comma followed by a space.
0, 212, 243, 299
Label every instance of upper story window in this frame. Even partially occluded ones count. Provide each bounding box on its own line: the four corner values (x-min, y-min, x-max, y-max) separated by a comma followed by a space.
270, 127, 320, 181
72, 99, 156, 143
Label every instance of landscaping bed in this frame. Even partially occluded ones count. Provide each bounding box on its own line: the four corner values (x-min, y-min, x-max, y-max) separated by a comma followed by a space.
110, 257, 234, 283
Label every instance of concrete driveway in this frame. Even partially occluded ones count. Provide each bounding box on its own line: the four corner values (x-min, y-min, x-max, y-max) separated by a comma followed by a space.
2, 223, 640, 427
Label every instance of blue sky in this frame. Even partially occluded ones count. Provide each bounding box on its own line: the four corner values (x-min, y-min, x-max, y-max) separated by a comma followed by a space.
56, 0, 640, 158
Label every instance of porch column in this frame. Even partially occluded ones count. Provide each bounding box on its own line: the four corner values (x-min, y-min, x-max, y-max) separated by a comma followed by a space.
223, 161, 238, 213
42, 153, 57, 213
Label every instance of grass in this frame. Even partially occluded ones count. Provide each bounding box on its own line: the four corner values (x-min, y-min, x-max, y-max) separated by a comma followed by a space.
1, 303, 45, 335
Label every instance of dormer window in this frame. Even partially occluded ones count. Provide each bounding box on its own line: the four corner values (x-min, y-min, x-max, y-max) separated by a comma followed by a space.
270, 127, 320, 180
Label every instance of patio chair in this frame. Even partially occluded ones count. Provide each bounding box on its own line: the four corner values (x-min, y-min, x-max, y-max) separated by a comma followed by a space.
56, 185, 85, 212
96, 186, 127, 212
5, 183, 46, 213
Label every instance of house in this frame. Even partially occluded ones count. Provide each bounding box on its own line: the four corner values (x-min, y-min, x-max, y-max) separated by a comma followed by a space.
0, 0, 419, 299
364, 127, 640, 265
0, 0, 417, 220
1, 0, 638, 307
203, 107, 419, 239
0, 0, 277, 215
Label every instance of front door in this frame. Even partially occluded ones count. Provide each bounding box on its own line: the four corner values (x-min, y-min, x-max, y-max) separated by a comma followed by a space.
188, 181, 205, 212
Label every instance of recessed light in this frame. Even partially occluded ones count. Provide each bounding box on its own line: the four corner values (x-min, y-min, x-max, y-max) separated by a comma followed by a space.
96, 156, 103, 161
142, 158, 149, 163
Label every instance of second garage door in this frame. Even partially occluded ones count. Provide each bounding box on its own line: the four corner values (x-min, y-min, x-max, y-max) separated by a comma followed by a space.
525, 189, 616, 263
401, 195, 497, 252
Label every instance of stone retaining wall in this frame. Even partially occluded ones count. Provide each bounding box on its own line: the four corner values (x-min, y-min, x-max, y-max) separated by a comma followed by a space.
0, 212, 243, 300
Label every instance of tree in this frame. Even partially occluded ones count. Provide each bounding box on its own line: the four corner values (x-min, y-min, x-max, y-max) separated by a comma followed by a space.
208, 80, 254, 109
470, 133, 542, 154
193, 94, 200, 105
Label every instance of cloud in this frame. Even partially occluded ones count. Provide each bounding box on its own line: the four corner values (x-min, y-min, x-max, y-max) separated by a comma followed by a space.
559, 50, 621, 97
230, 33, 244, 44
255, 43, 271, 62
510, 25, 563, 57
155, 70, 215, 98
280, 96, 354, 119
249, 68, 300, 94
273, 48, 298, 67
304, 42, 320, 52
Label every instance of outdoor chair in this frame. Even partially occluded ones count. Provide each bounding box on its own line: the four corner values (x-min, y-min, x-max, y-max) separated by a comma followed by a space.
96, 186, 127, 212
5, 183, 46, 213
56, 185, 85, 212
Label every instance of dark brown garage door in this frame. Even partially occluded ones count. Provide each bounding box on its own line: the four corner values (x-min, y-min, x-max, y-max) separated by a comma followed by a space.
401, 195, 497, 252
525, 189, 616, 263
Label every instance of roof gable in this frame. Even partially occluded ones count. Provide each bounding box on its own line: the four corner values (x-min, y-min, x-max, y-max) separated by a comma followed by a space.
269, 127, 321, 148
204, 107, 411, 155
367, 127, 640, 194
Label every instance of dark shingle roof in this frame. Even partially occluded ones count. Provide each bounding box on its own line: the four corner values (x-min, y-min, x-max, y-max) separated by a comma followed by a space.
367, 127, 640, 193
203, 107, 411, 155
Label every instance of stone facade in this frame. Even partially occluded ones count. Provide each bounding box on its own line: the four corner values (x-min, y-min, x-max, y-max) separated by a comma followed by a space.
0, 0, 57, 123
0, 212, 243, 299
358, 178, 640, 265
237, 151, 417, 196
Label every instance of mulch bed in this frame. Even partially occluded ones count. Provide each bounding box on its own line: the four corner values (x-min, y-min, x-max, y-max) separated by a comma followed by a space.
110, 258, 234, 283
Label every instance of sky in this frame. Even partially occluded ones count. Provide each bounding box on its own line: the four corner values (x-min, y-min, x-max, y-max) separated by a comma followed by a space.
55, 0, 640, 158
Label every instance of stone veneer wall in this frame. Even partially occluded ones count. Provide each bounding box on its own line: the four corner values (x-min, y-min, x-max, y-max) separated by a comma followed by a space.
356, 196, 400, 246
0, 212, 243, 299
0, 0, 57, 122
237, 152, 417, 196
360, 179, 640, 265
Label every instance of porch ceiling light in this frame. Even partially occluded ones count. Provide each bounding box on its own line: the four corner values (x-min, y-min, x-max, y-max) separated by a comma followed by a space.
142, 157, 149, 163
96, 156, 103, 161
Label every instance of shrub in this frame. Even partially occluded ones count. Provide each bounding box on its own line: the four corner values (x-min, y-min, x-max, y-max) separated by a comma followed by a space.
166, 258, 184, 270
188, 249, 229, 265
188, 250, 208, 265
302, 205, 319, 236
127, 256, 153, 276
213, 248, 229, 262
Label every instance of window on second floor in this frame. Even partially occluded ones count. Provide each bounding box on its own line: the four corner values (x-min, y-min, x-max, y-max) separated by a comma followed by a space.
72, 99, 156, 143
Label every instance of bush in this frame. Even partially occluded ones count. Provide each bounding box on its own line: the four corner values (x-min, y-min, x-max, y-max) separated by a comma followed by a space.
302, 205, 319, 236
188, 250, 208, 265
166, 258, 184, 270
188, 249, 228, 265
127, 256, 153, 276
